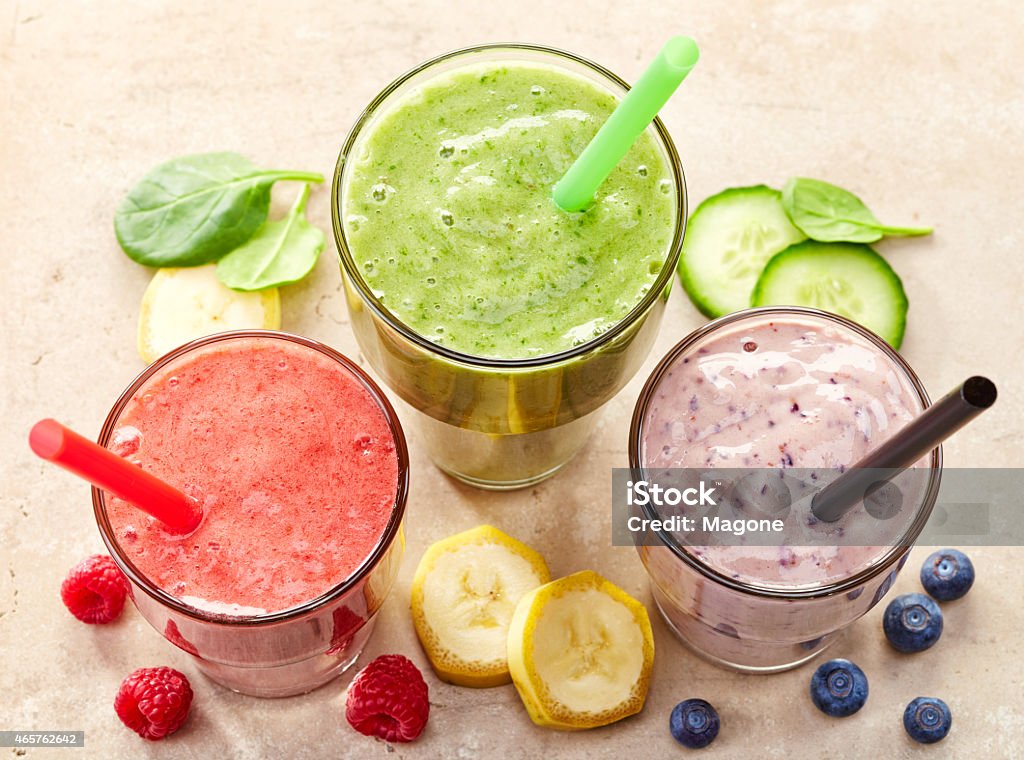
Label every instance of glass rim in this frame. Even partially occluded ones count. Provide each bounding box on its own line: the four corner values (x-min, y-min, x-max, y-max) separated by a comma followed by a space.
330, 41, 688, 370
92, 329, 410, 627
627, 306, 944, 600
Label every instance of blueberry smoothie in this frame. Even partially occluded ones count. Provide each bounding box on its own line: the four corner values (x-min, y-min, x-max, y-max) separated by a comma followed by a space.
631, 308, 939, 671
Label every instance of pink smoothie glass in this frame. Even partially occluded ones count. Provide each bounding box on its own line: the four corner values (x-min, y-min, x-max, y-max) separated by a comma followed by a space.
93, 331, 408, 697
628, 307, 942, 672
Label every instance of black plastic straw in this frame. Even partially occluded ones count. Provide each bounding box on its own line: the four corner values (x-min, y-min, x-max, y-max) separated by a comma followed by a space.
811, 376, 997, 523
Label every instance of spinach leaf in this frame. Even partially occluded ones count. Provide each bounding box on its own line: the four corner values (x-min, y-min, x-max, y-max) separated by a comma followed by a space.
114, 152, 323, 267
782, 177, 932, 243
216, 184, 325, 291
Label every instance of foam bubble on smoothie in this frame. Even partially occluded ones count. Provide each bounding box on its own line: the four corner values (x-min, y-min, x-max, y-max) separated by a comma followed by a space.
110, 426, 142, 457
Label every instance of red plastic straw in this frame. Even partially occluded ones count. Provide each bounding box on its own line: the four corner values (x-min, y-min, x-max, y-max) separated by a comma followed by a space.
30, 418, 202, 534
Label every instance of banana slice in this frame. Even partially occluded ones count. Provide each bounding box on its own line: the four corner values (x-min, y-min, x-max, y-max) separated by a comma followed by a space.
507, 570, 654, 730
137, 265, 281, 363
411, 525, 550, 687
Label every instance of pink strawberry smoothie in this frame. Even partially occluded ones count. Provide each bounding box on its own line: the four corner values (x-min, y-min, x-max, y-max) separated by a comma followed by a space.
104, 335, 399, 616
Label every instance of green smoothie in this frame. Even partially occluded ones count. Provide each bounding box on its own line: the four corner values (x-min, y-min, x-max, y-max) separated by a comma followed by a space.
343, 62, 675, 359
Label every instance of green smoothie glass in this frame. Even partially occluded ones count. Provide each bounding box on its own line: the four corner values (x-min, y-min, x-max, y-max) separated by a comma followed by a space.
332, 44, 686, 489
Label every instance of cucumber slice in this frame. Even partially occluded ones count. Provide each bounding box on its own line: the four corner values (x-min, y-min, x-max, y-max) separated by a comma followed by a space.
751, 241, 908, 348
679, 185, 806, 317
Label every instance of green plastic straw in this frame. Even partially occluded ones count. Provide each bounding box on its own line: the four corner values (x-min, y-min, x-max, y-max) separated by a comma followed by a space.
552, 36, 699, 212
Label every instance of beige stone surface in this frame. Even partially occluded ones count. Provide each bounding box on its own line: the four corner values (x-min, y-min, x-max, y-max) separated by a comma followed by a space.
2, 0, 1022, 757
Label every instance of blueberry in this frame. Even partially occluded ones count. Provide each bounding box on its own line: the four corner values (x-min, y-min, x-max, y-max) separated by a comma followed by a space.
809, 659, 869, 717
920, 549, 975, 601
903, 697, 952, 744
883, 593, 943, 652
669, 698, 720, 749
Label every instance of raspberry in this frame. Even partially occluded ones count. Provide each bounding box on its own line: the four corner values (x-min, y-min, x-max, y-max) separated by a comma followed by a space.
345, 654, 429, 742
60, 554, 128, 624
114, 667, 193, 740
